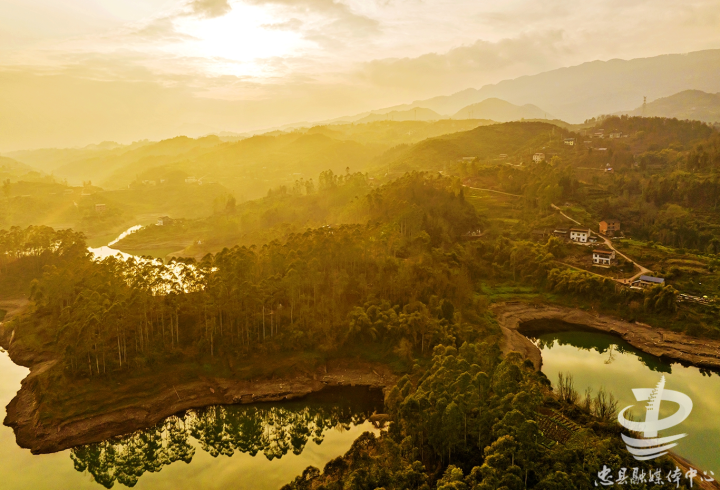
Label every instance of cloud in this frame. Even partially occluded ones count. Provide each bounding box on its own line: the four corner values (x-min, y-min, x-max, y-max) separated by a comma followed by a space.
190, 0, 233, 18
261, 18, 304, 31
356, 32, 568, 96
244, 0, 380, 42
129, 17, 198, 41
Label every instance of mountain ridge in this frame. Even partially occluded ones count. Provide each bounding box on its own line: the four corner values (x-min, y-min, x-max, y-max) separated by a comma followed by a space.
620, 89, 720, 123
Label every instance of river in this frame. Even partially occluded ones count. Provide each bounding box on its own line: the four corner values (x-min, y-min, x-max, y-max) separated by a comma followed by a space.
530, 327, 720, 474
87, 225, 143, 261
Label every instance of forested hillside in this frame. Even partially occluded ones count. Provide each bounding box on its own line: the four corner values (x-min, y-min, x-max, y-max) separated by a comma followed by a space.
282, 347, 683, 490
0, 119, 497, 236
2, 116, 719, 490
624, 90, 720, 123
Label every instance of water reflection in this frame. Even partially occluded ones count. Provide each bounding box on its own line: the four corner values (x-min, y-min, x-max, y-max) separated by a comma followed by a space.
533, 329, 720, 473
70, 387, 383, 488
529, 329, 672, 373
88, 225, 142, 260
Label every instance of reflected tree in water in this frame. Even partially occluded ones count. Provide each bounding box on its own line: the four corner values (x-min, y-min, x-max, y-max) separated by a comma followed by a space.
70, 392, 379, 488
534, 331, 672, 373
71, 416, 194, 488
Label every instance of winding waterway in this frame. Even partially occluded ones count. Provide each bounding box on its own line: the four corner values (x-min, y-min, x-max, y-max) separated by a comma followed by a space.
529, 326, 720, 474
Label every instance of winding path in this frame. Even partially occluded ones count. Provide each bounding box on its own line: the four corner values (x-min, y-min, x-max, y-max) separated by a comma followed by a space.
550, 203, 652, 284
462, 185, 521, 197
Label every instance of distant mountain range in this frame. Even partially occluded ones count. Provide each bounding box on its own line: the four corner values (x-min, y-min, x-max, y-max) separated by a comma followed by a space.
0, 156, 35, 180
452, 98, 551, 121
354, 107, 443, 124
620, 90, 720, 123
366, 49, 720, 123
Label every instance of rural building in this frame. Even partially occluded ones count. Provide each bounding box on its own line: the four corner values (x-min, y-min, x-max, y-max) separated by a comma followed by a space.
533, 153, 545, 163
157, 216, 174, 226
599, 219, 621, 236
460, 156, 476, 162
462, 229, 484, 240
569, 228, 590, 243
609, 131, 623, 139
631, 275, 665, 289
185, 177, 198, 184
552, 228, 569, 239
564, 138, 576, 146
592, 249, 615, 265
95, 203, 106, 213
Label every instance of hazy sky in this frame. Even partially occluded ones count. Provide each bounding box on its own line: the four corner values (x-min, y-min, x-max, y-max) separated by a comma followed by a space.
1, 0, 720, 150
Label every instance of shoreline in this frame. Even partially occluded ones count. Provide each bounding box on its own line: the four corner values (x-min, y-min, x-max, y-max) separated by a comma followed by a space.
2, 351, 395, 455
492, 302, 720, 371
493, 301, 720, 490
4, 299, 720, 458
0, 308, 396, 455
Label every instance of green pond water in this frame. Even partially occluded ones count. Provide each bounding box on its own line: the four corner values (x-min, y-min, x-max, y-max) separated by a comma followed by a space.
530, 328, 720, 474
0, 351, 384, 490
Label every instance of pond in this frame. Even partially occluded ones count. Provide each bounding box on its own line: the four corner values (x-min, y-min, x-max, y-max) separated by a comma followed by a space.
0, 351, 384, 489
526, 323, 720, 474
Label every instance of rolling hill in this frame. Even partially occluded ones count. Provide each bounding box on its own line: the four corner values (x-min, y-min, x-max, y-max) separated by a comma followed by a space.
381, 121, 572, 173
452, 98, 551, 122
4, 140, 152, 174
354, 108, 444, 123
0, 156, 35, 178
622, 90, 720, 123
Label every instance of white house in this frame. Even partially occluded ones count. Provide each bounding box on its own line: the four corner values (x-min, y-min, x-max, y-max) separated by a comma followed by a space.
564, 138, 576, 146
569, 228, 590, 243
592, 249, 615, 265
533, 153, 545, 163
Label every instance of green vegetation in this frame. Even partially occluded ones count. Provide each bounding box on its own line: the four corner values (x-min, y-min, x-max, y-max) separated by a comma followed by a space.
3, 116, 720, 489
71, 386, 383, 488
282, 347, 686, 489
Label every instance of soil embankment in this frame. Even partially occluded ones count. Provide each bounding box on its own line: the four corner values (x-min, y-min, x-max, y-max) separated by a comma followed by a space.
1, 305, 395, 454
492, 302, 720, 371
3, 356, 394, 454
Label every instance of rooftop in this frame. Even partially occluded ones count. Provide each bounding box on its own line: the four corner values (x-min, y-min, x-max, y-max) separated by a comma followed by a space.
638, 275, 665, 284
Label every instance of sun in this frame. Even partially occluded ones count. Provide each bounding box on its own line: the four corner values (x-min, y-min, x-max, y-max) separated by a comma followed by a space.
169, 3, 306, 77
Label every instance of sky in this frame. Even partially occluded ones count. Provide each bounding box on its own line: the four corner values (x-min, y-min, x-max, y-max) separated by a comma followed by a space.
1, 0, 720, 151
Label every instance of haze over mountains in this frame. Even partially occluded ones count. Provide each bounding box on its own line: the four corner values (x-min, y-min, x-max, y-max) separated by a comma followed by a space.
353, 108, 443, 124
452, 99, 550, 121
621, 90, 720, 123
191, 48, 720, 134
373, 49, 720, 123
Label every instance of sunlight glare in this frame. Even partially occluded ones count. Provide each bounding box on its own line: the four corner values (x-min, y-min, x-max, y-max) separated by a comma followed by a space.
170, 4, 305, 77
